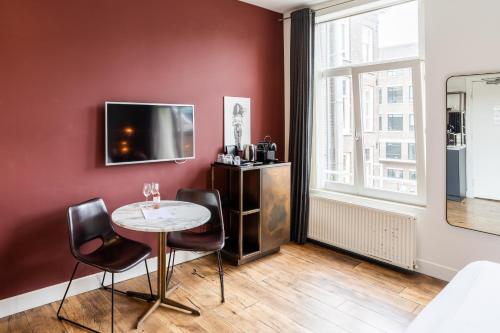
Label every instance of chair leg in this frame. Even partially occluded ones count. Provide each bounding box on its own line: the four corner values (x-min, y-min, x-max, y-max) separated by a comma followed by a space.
111, 273, 114, 333
217, 251, 225, 303
56, 262, 79, 319
101, 271, 107, 289
56, 262, 100, 333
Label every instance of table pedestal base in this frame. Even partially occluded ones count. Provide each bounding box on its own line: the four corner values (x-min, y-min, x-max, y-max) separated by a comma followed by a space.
137, 284, 200, 329
136, 232, 200, 329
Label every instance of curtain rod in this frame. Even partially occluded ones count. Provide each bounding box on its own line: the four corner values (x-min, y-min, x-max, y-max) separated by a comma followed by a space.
278, 0, 357, 22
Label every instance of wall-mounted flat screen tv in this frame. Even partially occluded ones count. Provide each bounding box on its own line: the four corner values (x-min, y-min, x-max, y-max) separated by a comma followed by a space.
105, 102, 195, 166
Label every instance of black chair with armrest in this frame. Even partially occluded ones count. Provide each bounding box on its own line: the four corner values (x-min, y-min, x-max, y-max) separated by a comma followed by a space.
57, 198, 153, 333
166, 189, 225, 303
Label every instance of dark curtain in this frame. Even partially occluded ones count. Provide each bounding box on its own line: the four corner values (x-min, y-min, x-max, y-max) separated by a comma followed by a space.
289, 8, 315, 244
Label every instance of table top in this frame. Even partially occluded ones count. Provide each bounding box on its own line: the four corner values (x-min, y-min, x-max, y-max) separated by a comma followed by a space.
111, 200, 211, 233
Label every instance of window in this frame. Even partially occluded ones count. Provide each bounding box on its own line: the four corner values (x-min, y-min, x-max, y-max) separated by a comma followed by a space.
364, 148, 372, 162
386, 142, 402, 159
409, 85, 414, 102
409, 170, 417, 181
388, 168, 404, 179
408, 143, 416, 160
340, 22, 350, 61
361, 26, 374, 62
363, 87, 374, 131
388, 114, 404, 131
318, 75, 354, 185
388, 69, 404, 77
314, 0, 424, 204
387, 86, 403, 103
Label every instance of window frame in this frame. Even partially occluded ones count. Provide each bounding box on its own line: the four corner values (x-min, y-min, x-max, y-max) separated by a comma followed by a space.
314, 59, 426, 205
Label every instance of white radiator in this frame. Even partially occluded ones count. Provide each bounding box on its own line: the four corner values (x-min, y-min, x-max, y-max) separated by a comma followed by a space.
308, 196, 417, 270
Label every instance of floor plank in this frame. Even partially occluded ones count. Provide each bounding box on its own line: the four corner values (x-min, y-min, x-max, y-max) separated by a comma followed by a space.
1, 243, 446, 333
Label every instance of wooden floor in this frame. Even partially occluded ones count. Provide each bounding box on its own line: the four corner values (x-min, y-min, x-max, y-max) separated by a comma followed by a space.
0, 243, 446, 333
447, 197, 500, 234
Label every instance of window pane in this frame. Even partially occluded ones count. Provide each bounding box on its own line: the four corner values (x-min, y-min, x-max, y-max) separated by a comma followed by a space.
409, 114, 415, 131
360, 68, 417, 195
316, 1, 419, 69
408, 143, 416, 160
387, 86, 403, 103
386, 143, 401, 159
363, 87, 374, 131
388, 114, 403, 131
387, 168, 404, 179
319, 76, 354, 185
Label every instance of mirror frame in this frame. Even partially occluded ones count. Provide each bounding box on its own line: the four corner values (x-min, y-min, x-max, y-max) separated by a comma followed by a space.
445, 72, 500, 236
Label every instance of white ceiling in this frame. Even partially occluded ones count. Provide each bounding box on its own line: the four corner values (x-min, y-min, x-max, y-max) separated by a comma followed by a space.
239, 0, 325, 14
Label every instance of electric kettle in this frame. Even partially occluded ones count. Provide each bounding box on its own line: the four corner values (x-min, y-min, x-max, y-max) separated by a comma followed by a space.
243, 144, 257, 161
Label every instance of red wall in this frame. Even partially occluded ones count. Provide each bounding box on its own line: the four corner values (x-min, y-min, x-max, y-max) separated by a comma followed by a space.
0, 0, 283, 299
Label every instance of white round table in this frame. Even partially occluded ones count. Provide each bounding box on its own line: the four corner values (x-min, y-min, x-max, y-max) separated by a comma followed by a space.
112, 200, 210, 328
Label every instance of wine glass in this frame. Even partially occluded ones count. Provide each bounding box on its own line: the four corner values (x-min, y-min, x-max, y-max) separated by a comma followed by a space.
143, 183, 152, 206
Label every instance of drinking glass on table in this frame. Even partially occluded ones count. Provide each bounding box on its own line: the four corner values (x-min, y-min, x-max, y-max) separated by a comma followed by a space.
143, 183, 152, 206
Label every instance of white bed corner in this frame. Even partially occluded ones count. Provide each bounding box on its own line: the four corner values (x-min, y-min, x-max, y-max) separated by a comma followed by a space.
406, 261, 500, 333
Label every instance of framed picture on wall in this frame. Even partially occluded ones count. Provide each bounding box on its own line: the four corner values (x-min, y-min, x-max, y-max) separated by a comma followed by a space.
224, 96, 251, 150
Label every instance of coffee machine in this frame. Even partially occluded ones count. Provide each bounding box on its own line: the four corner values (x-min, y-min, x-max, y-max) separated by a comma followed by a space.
256, 136, 277, 163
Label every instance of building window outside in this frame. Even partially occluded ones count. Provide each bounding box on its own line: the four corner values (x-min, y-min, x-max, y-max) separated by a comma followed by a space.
363, 87, 374, 131
361, 26, 374, 63
409, 114, 415, 131
388, 69, 403, 77
364, 148, 372, 162
387, 86, 403, 103
388, 114, 404, 131
408, 143, 416, 160
386, 142, 402, 159
409, 170, 417, 181
388, 168, 404, 179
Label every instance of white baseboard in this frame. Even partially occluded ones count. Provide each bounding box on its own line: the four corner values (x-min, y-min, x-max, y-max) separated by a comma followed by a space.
416, 258, 458, 281
0, 251, 209, 319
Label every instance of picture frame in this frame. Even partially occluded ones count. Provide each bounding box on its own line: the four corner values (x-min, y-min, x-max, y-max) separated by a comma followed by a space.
223, 96, 251, 150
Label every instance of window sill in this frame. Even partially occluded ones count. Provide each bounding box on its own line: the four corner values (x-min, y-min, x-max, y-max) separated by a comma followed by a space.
310, 188, 426, 214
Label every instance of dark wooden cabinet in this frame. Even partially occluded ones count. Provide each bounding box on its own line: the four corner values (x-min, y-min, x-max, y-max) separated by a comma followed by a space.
211, 162, 291, 265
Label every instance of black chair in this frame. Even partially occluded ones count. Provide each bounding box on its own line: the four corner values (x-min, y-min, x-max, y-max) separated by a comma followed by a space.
57, 198, 153, 333
166, 189, 225, 303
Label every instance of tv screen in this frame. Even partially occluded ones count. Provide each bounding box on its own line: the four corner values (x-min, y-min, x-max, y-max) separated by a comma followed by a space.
105, 102, 195, 165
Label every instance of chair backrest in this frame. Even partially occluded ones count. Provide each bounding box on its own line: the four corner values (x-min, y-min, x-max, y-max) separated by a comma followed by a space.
176, 189, 225, 241
67, 198, 115, 258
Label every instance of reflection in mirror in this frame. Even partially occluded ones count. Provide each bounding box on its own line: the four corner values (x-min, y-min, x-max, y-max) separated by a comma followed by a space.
447, 73, 500, 235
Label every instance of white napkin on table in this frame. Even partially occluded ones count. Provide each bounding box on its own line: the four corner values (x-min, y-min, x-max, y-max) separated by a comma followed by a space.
141, 206, 174, 220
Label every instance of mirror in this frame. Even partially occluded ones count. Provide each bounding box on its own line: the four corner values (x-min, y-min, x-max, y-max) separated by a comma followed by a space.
447, 72, 500, 235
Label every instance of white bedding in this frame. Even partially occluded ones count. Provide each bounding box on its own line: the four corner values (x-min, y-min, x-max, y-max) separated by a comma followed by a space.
406, 261, 500, 333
